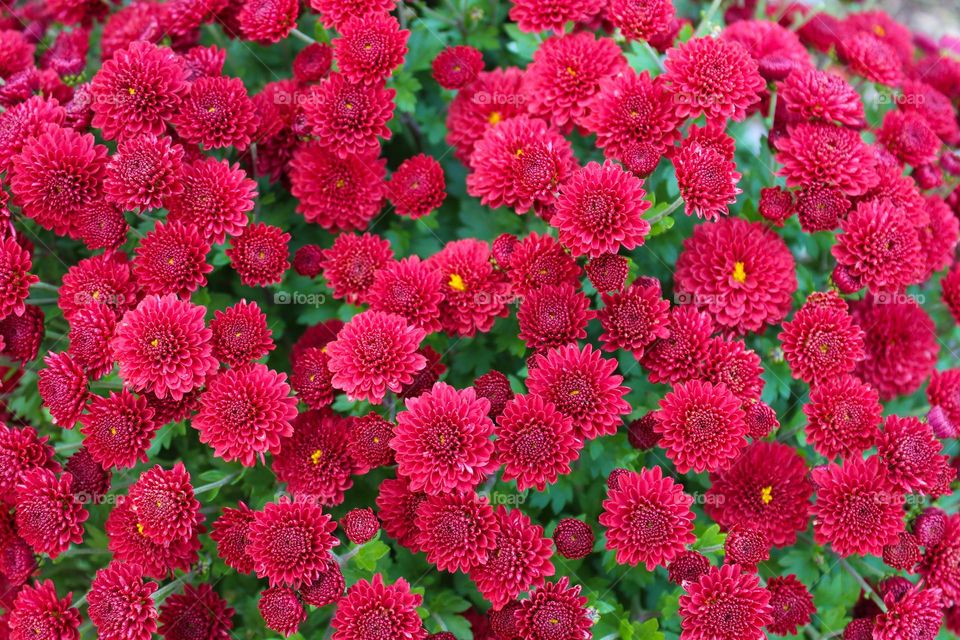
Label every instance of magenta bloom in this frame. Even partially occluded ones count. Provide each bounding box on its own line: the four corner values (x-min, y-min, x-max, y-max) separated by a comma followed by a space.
247, 497, 339, 588
87, 562, 158, 640
679, 564, 773, 640
331, 574, 425, 640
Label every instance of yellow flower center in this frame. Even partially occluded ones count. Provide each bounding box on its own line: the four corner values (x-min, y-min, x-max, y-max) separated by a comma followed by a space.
488, 111, 501, 125
150, 338, 159, 348
310, 449, 323, 465
448, 273, 467, 291
732, 261, 747, 283
136, 523, 145, 535
761, 485, 773, 505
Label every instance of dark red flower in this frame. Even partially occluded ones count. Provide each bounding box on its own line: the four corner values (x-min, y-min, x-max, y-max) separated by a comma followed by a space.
104, 498, 200, 579
515, 577, 593, 640
59, 252, 137, 322
127, 462, 201, 546
87, 562, 158, 640
508, 0, 605, 34
387, 154, 446, 219
321, 232, 394, 304
552, 518, 593, 559
877, 415, 949, 495
211, 502, 256, 574
226, 222, 290, 287
376, 476, 427, 552
765, 575, 816, 636
758, 186, 794, 226
300, 558, 344, 606
15, 469, 87, 557
597, 281, 670, 360
248, 497, 339, 587
795, 183, 850, 233
334, 13, 408, 86
775, 123, 879, 196
699, 337, 764, 402
585, 253, 628, 293
331, 574, 425, 640
416, 490, 499, 573
238, 0, 298, 43
640, 305, 713, 384
723, 526, 770, 572
679, 564, 773, 640
667, 550, 710, 586
874, 586, 942, 640
432, 45, 483, 90
65, 447, 111, 504
883, 532, 921, 572
778, 67, 864, 127
368, 256, 444, 333
304, 73, 394, 159
340, 508, 379, 545
166, 157, 256, 244
495, 394, 582, 491
37, 351, 88, 429
833, 200, 923, 294
104, 134, 184, 213
517, 283, 592, 351
656, 380, 747, 473
273, 410, 358, 507
80, 390, 158, 470
158, 583, 234, 640
133, 221, 212, 298
0, 237, 37, 320
780, 293, 864, 384
446, 68, 528, 163
803, 374, 882, 460
258, 587, 304, 638
672, 137, 742, 221
209, 300, 274, 368
8, 579, 81, 640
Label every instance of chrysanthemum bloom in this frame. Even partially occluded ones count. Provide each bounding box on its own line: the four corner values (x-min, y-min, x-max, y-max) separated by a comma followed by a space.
290, 347, 334, 410
211, 502, 256, 574
238, 0, 298, 43
293, 245, 325, 279
671, 138, 742, 221
470, 506, 555, 609
882, 531, 921, 572
158, 583, 234, 640
877, 416, 949, 495
698, 338, 764, 403
466, 115, 577, 215
193, 364, 297, 466
247, 497, 339, 587
780, 296, 864, 384
778, 67, 864, 127
674, 217, 797, 334
527, 343, 631, 441
706, 441, 812, 547
917, 195, 959, 281
0, 424, 59, 505
376, 476, 427, 552
765, 575, 816, 635
874, 587, 942, 639
105, 495, 201, 579
495, 394, 582, 491
833, 200, 923, 294
664, 551, 708, 587
723, 526, 770, 572
165, 157, 256, 244
662, 36, 765, 122
325, 310, 427, 404
803, 374, 882, 460
679, 564, 772, 640
209, 300, 274, 368
387, 154, 446, 219
133, 221, 212, 298
0, 238, 37, 319
758, 187, 794, 226
851, 296, 938, 401
553, 518, 594, 559
258, 587, 304, 638
552, 161, 650, 257
72, 200, 129, 252
914, 508, 947, 549
90, 41, 187, 141
171, 76, 258, 149
333, 13, 409, 86
597, 281, 670, 359
65, 446, 111, 503
627, 413, 661, 450
226, 222, 290, 287
321, 233, 394, 304
331, 574, 425, 640
508, 0, 604, 33
898, 80, 958, 144
920, 514, 960, 606
599, 466, 695, 570
87, 562, 158, 640
607, 0, 675, 42
292, 43, 333, 83
10, 124, 107, 236
416, 490, 499, 573
309, 0, 396, 29
877, 110, 940, 168
583, 254, 626, 294
929, 370, 960, 434
794, 183, 850, 233
59, 252, 138, 322
7, 579, 81, 640
427, 239, 512, 337
488, 603, 522, 639
466, 372, 510, 423
432, 45, 484, 89
812, 456, 904, 557
126, 462, 202, 546
79, 390, 158, 470
841, 32, 902, 85
304, 73, 394, 159
341, 417, 391, 476
273, 411, 358, 506
516, 577, 593, 640
368, 256, 444, 333
0, 98, 67, 177
112, 294, 218, 401
289, 143, 387, 232
0, 303, 44, 364
775, 123, 879, 196
655, 380, 747, 473
445, 67, 528, 163
298, 557, 344, 607
104, 134, 184, 213
524, 33, 626, 130
337, 508, 378, 545
0, 29, 34, 79
14, 469, 87, 557
505, 233, 580, 296
516, 284, 592, 351
37, 351, 88, 429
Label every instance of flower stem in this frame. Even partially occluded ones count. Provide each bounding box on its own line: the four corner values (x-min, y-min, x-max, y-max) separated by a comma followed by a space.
838, 556, 886, 612
647, 197, 683, 225
289, 27, 316, 44
333, 545, 361, 568
194, 472, 240, 494
31, 281, 59, 292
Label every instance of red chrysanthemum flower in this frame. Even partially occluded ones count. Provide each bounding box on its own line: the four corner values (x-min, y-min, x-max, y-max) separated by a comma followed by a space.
877, 110, 940, 168
340, 508, 379, 544
470, 506, 555, 609
368, 256, 444, 333
258, 587, 304, 638
758, 186, 794, 226
326, 310, 426, 404
226, 222, 290, 287
104, 498, 200, 579
515, 577, 593, 640
804, 374, 882, 460
158, 583, 234, 640
59, 252, 137, 322
471, 371, 513, 422
238, 0, 298, 43
466, 115, 577, 215
706, 441, 813, 547
517, 283, 592, 351
73, 200, 129, 252
914, 507, 947, 549
293, 42, 333, 82
165, 157, 256, 244
883, 531, 921, 572
627, 413, 661, 450
10, 124, 107, 236
899, 80, 958, 144
309, 0, 396, 29
300, 557, 345, 606
291, 347, 335, 410
585, 253, 628, 293
193, 364, 298, 466
211, 502, 256, 574
347, 413, 395, 472
87, 562, 158, 640
671, 137, 742, 221
432, 45, 484, 90
699, 337, 765, 402
527, 343, 631, 441
599, 466, 695, 570
0, 238, 37, 320
321, 232, 394, 304
597, 281, 670, 359
273, 410, 358, 507
376, 476, 427, 552
334, 13, 408, 86
173, 76, 258, 150
679, 564, 772, 640
553, 160, 650, 257
0, 97, 66, 175
0, 29, 34, 79
917, 195, 959, 281
841, 33, 902, 86
766, 575, 816, 635
104, 134, 184, 212
8, 579, 81, 640
929, 369, 960, 435
247, 497, 339, 587
0, 425, 59, 507
15, 469, 87, 557
416, 490, 499, 573
794, 183, 850, 233
445, 68, 528, 163
524, 32, 626, 130
65, 447, 111, 503
506, 232, 580, 295
663, 36, 765, 122
495, 394, 581, 491
387, 154, 446, 219
833, 200, 923, 294
775, 123, 879, 196
112, 294, 218, 401
133, 222, 212, 298
667, 550, 710, 586
874, 587, 942, 639
943, 264, 960, 326
851, 296, 938, 400
812, 455, 904, 557
780, 294, 865, 384
508, 0, 604, 33
674, 217, 797, 334
920, 514, 960, 606
304, 73, 394, 159
877, 415, 949, 495
553, 518, 594, 559
79, 390, 158, 470
293, 245, 325, 278
209, 300, 274, 368
127, 462, 201, 546
427, 239, 512, 337
331, 574, 425, 640
37, 351, 88, 429
723, 526, 770, 572
607, 0, 675, 43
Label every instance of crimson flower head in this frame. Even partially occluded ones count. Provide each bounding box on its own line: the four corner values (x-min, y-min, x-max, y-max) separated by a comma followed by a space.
331, 574, 425, 640
0, 424, 60, 505
209, 300, 274, 368
508, 0, 604, 33
679, 564, 773, 640
607, 0, 675, 43
193, 364, 298, 466
369, 256, 444, 333
334, 13, 409, 86
780, 292, 865, 384
304, 73, 395, 159
387, 154, 446, 219
416, 490, 499, 573
376, 476, 427, 552
104, 134, 184, 213
226, 222, 290, 287
778, 67, 864, 127
273, 410, 358, 506
586, 253, 628, 293
877, 110, 940, 167
104, 497, 200, 579
79, 390, 158, 469
165, 157, 256, 244
495, 394, 582, 491
340, 508, 379, 544
37, 351, 88, 429
516, 577, 593, 640
87, 562, 158, 640
258, 587, 304, 637
597, 281, 670, 359
553, 518, 594, 560
247, 496, 339, 587
803, 374, 882, 460
211, 502, 256, 574
841, 32, 902, 85
158, 583, 235, 640
672, 136, 742, 221
656, 380, 747, 473
599, 466, 695, 570
15, 468, 87, 558
775, 123, 879, 196
0, 237, 38, 319
173, 75, 259, 150
133, 221, 212, 298
8, 579, 81, 640
309, 0, 396, 30
517, 283, 593, 351
877, 415, 949, 495
874, 586, 943, 640
321, 232, 394, 304
59, 252, 137, 322
432, 45, 484, 90
112, 294, 218, 401
445, 67, 527, 163
766, 575, 816, 635
126, 462, 202, 546
238, 0, 299, 44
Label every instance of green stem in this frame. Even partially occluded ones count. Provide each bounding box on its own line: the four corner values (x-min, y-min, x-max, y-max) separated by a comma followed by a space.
32, 281, 59, 292
289, 27, 316, 44
642, 42, 666, 72
838, 556, 886, 612
647, 197, 684, 225
695, 0, 724, 36
194, 472, 240, 494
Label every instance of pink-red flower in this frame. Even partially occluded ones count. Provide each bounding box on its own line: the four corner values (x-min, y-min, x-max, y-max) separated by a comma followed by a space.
495, 394, 582, 491
515, 577, 593, 640
321, 232, 394, 304
416, 490, 499, 573
104, 134, 184, 212
133, 221, 212, 298
331, 574, 425, 640
672, 136, 742, 221
0, 238, 38, 319
15, 469, 87, 557
508, 0, 605, 34
273, 410, 358, 507
87, 562, 158, 640
432, 45, 483, 90
226, 222, 290, 287
775, 123, 879, 196
209, 300, 274, 368
333, 13, 409, 85
80, 390, 158, 469
679, 564, 773, 640
304, 73, 395, 159
517, 283, 593, 351
7, 579, 81, 640
165, 157, 256, 244
247, 497, 339, 587
158, 583, 235, 640
387, 154, 446, 219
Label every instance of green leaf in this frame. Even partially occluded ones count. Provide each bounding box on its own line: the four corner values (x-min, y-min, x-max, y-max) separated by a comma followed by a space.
352, 538, 391, 572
